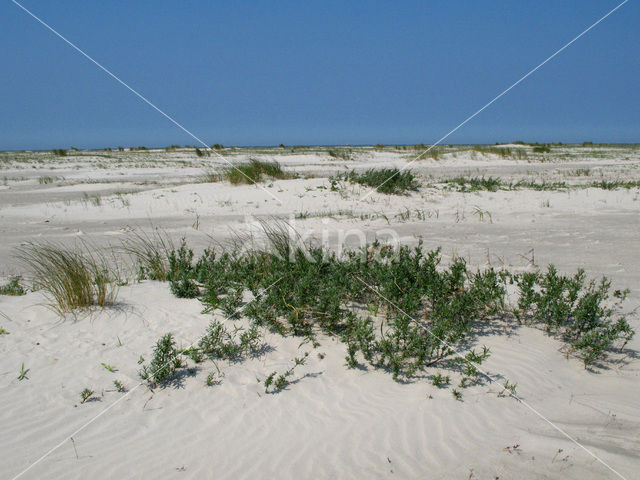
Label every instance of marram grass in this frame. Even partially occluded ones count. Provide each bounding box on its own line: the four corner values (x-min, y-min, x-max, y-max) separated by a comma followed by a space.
16, 242, 118, 314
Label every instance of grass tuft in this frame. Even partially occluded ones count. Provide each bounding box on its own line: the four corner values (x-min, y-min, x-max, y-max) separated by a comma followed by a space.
120, 229, 173, 281
221, 159, 295, 184
16, 242, 118, 314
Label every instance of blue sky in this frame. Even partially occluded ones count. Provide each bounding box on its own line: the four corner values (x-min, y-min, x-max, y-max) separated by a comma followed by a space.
1, 1, 638, 150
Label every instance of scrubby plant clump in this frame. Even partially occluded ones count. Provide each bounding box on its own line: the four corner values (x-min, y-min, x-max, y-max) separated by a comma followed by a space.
0, 277, 26, 296
160, 231, 634, 390
514, 266, 634, 366
337, 168, 418, 194
222, 159, 296, 184
167, 240, 199, 298
198, 320, 263, 361
139, 333, 183, 386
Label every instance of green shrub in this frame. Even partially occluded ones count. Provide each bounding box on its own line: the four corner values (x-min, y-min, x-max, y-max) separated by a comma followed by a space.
532, 145, 551, 153
167, 240, 198, 298
338, 168, 418, 194
161, 231, 634, 381
198, 320, 263, 361
139, 333, 182, 386
514, 266, 634, 366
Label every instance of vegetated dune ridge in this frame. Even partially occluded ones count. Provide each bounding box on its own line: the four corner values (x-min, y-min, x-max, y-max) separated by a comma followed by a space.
0, 144, 639, 479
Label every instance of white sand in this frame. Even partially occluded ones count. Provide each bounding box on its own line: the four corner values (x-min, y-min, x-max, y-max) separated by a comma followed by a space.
1, 145, 639, 479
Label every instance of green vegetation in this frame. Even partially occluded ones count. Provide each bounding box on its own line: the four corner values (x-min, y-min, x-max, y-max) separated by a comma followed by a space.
205, 371, 220, 386
514, 267, 633, 366
17, 363, 28, 381
52, 149, 67, 157
121, 229, 173, 281
80, 388, 95, 403
532, 145, 551, 153
436, 176, 640, 192
472, 145, 526, 158
337, 168, 418, 194
16, 243, 118, 314
440, 176, 502, 192
0, 277, 26, 296
139, 333, 183, 386
431, 373, 450, 388
113, 380, 126, 392
150, 228, 633, 394
38, 176, 60, 185
167, 240, 199, 298
264, 353, 309, 393
198, 320, 263, 361
101, 362, 117, 372
328, 149, 354, 161
221, 159, 295, 184
590, 180, 640, 190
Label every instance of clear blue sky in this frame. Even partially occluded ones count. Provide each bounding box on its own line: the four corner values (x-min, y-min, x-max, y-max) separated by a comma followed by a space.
1, 1, 638, 150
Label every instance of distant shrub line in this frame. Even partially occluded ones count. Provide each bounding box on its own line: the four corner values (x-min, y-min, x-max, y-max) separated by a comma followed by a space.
435, 176, 640, 192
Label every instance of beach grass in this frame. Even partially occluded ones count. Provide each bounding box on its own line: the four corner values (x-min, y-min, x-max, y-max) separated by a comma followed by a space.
16, 242, 118, 314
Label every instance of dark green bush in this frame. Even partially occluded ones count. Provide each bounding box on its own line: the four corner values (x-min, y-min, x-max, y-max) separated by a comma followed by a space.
532, 145, 551, 153
164, 235, 634, 378
514, 266, 633, 365
139, 333, 182, 386
167, 240, 198, 298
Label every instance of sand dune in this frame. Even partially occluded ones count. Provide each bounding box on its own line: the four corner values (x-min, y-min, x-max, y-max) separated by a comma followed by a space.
1, 145, 639, 479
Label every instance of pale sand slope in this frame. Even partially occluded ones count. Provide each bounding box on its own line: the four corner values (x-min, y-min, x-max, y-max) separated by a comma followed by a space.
0, 146, 639, 479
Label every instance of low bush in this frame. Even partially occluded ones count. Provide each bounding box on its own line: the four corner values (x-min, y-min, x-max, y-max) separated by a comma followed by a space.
221, 159, 295, 184
198, 320, 263, 361
337, 168, 418, 194
514, 267, 634, 365
167, 239, 199, 298
532, 145, 551, 153
161, 231, 633, 383
139, 333, 183, 386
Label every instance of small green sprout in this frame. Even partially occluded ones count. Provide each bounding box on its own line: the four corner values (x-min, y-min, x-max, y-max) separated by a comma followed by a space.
17, 363, 28, 381
80, 388, 95, 403
101, 363, 117, 372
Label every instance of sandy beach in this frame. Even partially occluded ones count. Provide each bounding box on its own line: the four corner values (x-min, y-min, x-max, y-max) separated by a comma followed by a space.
1, 144, 639, 479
